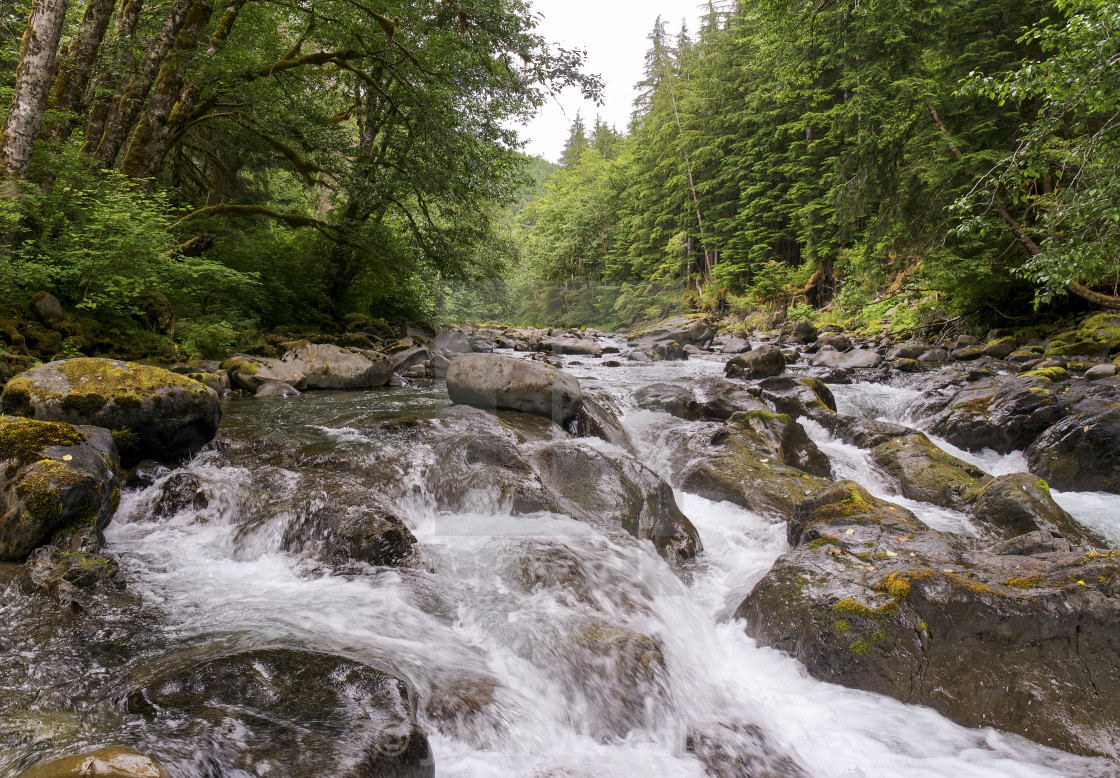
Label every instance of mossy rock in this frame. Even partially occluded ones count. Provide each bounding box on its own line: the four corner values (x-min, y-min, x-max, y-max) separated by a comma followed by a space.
1021, 365, 1069, 382
1044, 340, 1108, 357
871, 432, 991, 512
0, 416, 120, 561
737, 481, 1120, 759
19, 746, 170, 777
0, 358, 220, 465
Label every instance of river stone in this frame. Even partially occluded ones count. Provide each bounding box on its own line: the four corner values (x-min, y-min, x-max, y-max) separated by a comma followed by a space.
283, 502, 417, 568
126, 648, 434, 777
737, 480, 1120, 759
808, 348, 882, 369
720, 337, 752, 354
278, 343, 392, 389
814, 413, 911, 450
813, 335, 851, 352
694, 379, 772, 420
886, 342, 930, 360
255, 380, 300, 397
0, 416, 120, 561
446, 354, 582, 424
566, 396, 635, 454
680, 412, 832, 518
725, 345, 786, 379
972, 473, 1105, 546
20, 746, 170, 777
920, 375, 1065, 454
632, 383, 699, 419
529, 439, 701, 560
29, 291, 64, 326
389, 344, 432, 374
1, 358, 220, 464
1085, 363, 1118, 380
756, 376, 837, 420
629, 315, 718, 349
871, 432, 991, 513
541, 337, 603, 357
1026, 405, 1120, 494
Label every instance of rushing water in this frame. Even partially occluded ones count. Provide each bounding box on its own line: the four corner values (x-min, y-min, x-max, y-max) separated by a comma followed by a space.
1, 356, 1118, 777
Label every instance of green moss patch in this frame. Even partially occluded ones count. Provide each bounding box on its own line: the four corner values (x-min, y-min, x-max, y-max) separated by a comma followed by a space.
0, 417, 85, 471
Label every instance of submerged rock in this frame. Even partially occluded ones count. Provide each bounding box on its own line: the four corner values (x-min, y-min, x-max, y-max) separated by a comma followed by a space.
283, 502, 418, 568
0, 416, 119, 561
1, 358, 219, 464
20, 746, 170, 777
633, 383, 699, 419
126, 648, 434, 777
737, 481, 1120, 758
566, 396, 635, 453
446, 354, 582, 424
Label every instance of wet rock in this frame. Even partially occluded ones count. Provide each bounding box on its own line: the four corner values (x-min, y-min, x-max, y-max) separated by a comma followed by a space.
686, 722, 809, 778
720, 337, 752, 354
1085, 364, 1118, 380
918, 348, 951, 363
0, 417, 120, 561
951, 346, 982, 360
1026, 405, 1120, 495
446, 354, 582, 424
29, 292, 64, 327
19, 539, 120, 606
222, 354, 306, 392
126, 648, 434, 777
737, 481, 1120, 759
147, 472, 209, 520
886, 342, 930, 360
972, 473, 1106, 546
629, 315, 718, 350
284, 502, 417, 568
2, 358, 220, 464
529, 439, 701, 560
633, 383, 699, 419
921, 375, 1065, 454
871, 432, 990, 512
566, 396, 635, 454
755, 376, 837, 420
791, 320, 818, 343
808, 348, 882, 369
20, 746, 170, 777
680, 412, 832, 518
694, 379, 772, 421
541, 337, 603, 357
279, 342, 393, 389
255, 380, 300, 398
814, 413, 910, 450
725, 345, 786, 380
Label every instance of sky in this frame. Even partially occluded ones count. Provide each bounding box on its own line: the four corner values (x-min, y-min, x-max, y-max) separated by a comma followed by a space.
518, 0, 707, 163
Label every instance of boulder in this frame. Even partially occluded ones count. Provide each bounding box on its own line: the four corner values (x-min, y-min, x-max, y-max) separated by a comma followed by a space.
221, 355, 306, 392
791, 320, 818, 343
871, 432, 991, 512
388, 344, 432, 374
446, 354, 582, 424
29, 291, 63, 326
680, 411, 832, 518
737, 481, 1120, 759
972, 473, 1105, 546
808, 348, 883, 370
1026, 406, 1120, 494
886, 342, 930, 360
632, 383, 698, 419
950, 347, 982, 361
0, 416, 120, 561
1085, 364, 1118, 380
814, 334, 851, 352
283, 502, 417, 568
529, 440, 701, 560
541, 337, 603, 357
629, 315, 718, 349
126, 648, 434, 777
755, 376, 837, 420
20, 746, 169, 778
725, 345, 786, 380
2, 358, 220, 464
694, 379, 772, 421
814, 413, 911, 450
278, 343, 392, 389
566, 396, 635, 453
255, 380, 300, 397
720, 337, 752, 354
921, 375, 1066, 454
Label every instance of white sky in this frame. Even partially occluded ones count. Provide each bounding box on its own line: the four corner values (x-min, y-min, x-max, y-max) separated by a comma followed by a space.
518, 0, 707, 162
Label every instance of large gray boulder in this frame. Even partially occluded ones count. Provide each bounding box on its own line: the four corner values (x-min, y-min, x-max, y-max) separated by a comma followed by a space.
0, 416, 119, 561
29, 291, 63, 326
809, 348, 883, 369
429, 329, 474, 354
1, 358, 220, 464
541, 337, 603, 357
222, 354, 307, 392
279, 342, 392, 389
972, 473, 1105, 546
725, 345, 786, 379
446, 354, 582, 424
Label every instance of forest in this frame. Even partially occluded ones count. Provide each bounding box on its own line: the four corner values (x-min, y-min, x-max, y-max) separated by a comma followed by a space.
1, 0, 1119, 353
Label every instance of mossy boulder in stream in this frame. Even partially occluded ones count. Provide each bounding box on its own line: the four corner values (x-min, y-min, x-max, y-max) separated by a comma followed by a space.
737, 480, 1120, 758
280, 342, 393, 389
1026, 405, 1120, 495
125, 648, 434, 777
920, 374, 1066, 453
446, 353, 583, 424
1, 358, 219, 465
973, 473, 1106, 546
871, 432, 990, 512
0, 416, 119, 561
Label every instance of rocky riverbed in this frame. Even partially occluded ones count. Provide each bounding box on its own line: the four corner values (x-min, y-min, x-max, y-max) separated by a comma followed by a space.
2, 315, 1120, 776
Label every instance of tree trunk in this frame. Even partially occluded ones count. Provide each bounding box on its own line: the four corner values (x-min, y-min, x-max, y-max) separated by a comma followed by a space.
0, 0, 70, 182
43, 0, 117, 142
81, 0, 144, 155
90, 0, 193, 167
